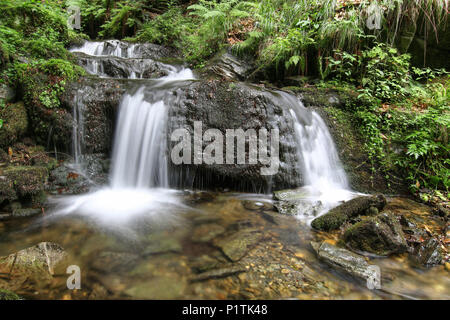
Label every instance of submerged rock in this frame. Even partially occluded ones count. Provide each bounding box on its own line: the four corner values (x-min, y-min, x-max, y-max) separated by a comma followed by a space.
0, 242, 67, 276
191, 266, 246, 282
214, 229, 262, 261
343, 212, 408, 256
311, 194, 387, 231
311, 241, 379, 282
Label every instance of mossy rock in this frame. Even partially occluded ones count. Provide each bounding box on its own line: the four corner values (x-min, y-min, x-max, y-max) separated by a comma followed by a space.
3, 166, 48, 197
0, 102, 28, 149
343, 212, 408, 256
311, 194, 387, 231
0, 289, 22, 300
0, 176, 17, 203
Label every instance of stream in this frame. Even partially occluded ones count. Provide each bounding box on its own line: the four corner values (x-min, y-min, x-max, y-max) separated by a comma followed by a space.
0, 40, 448, 300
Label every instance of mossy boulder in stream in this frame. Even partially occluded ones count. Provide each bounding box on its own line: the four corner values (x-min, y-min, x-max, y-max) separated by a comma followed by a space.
311, 194, 387, 231
343, 212, 408, 256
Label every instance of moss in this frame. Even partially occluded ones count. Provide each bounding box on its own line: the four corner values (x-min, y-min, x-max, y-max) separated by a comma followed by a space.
0, 101, 28, 148
0, 289, 21, 300
4, 165, 48, 197
311, 194, 387, 231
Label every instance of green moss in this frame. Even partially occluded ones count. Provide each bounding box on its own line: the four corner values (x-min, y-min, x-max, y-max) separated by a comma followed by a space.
0, 289, 21, 300
311, 195, 387, 231
0, 101, 28, 148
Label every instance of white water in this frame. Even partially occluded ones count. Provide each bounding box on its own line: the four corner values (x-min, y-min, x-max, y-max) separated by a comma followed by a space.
54, 42, 195, 225
70, 40, 137, 58
287, 97, 358, 219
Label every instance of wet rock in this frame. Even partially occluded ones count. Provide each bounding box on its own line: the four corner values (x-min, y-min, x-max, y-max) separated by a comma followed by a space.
60, 77, 128, 154
274, 199, 323, 217
90, 251, 139, 273
0, 242, 67, 276
143, 232, 182, 255
214, 229, 262, 261
191, 266, 246, 282
12, 208, 41, 218
273, 188, 323, 217
433, 204, 449, 218
168, 80, 303, 192
75, 54, 170, 79
49, 164, 89, 194
0, 289, 22, 300
343, 212, 408, 256
399, 215, 428, 245
414, 237, 444, 266
190, 254, 224, 273
0, 102, 28, 149
0, 166, 48, 208
311, 194, 387, 231
242, 200, 274, 211
205, 50, 254, 80
191, 224, 226, 243
124, 276, 186, 299
311, 241, 378, 282
184, 191, 217, 204
88, 283, 109, 300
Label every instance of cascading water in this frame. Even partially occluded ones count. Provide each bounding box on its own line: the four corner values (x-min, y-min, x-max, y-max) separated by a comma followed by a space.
53, 41, 194, 225
59, 39, 354, 225
284, 93, 357, 219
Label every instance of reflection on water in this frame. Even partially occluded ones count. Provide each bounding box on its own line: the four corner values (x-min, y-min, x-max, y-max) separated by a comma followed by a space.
0, 192, 448, 300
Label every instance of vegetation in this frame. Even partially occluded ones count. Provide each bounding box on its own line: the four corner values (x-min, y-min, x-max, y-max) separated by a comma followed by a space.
0, 0, 448, 198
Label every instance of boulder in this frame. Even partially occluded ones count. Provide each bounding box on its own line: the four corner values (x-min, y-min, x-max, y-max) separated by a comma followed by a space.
311, 194, 387, 231
343, 212, 408, 256
168, 80, 303, 192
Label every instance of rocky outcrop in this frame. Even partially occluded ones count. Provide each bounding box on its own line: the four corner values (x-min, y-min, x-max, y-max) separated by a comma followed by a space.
311, 194, 387, 231
343, 212, 408, 256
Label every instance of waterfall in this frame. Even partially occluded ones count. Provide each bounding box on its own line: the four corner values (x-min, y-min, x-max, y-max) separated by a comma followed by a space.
273, 91, 356, 218
52, 41, 194, 225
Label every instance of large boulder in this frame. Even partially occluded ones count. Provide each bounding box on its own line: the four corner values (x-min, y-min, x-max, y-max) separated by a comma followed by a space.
311, 194, 387, 231
343, 212, 408, 256
168, 80, 303, 192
